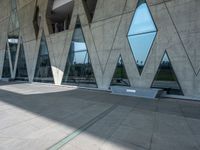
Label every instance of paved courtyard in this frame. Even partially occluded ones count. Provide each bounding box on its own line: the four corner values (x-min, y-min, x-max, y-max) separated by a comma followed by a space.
0, 82, 200, 150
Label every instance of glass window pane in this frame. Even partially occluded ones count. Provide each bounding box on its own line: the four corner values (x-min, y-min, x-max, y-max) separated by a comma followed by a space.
73, 42, 87, 52
2, 46, 11, 78
62, 18, 97, 87
128, 32, 156, 74
34, 34, 54, 83
152, 52, 183, 95
73, 51, 88, 64
111, 56, 130, 86
128, 2, 156, 35
15, 41, 28, 81
8, 32, 19, 69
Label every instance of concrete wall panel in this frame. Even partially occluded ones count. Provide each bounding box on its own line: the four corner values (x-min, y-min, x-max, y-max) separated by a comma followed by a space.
165, 0, 200, 74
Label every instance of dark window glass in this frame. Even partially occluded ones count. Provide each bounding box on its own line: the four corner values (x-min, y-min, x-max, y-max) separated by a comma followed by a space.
8, 31, 19, 69
83, 0, 97, 22
128, 0, 157, 75
151, 52, 183, 95
62, 18, 96, 87
34, 33, 54, 83
2, 46, 11, 78
128, 32, 156, 74
111, 56, 130, 86
15, 40, 28, 81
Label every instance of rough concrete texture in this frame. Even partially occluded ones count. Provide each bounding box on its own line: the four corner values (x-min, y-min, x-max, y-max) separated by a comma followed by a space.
0, 82, 199, 150
0, 0, 200, 97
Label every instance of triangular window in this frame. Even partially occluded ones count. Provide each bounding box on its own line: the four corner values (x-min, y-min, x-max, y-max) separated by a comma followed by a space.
151, 52, 183, 95
15, 40, 28, 81
2, 46, 11, 78
34, 33, 54, 83
8, 31, 19, 70
62, 17, 96, 87
110, 56, 130, 86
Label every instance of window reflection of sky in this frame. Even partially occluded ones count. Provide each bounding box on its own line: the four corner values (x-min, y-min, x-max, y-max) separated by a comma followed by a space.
73, 42, 87, 52
128, 32, 156, 65
161, 53, 170, 64
63, 19, 96, 86
72, 41, 88, 64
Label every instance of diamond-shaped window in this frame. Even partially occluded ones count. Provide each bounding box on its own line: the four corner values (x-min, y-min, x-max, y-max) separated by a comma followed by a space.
128, 0, 157, 75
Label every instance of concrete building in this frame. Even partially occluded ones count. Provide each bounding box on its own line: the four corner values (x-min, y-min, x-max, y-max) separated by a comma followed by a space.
0, 0, 200, 98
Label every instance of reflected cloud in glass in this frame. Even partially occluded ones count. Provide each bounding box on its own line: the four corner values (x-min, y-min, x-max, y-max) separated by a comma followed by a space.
128, 0, 157, 75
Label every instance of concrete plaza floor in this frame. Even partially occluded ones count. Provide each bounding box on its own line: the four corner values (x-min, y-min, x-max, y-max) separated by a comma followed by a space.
0, 82, 200, 150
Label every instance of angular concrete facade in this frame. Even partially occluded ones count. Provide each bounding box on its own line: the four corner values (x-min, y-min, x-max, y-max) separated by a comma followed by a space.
0, 0, 200, 98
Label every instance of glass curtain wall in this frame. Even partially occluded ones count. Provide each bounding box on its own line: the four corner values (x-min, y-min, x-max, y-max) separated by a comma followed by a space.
62, 17, 96, 87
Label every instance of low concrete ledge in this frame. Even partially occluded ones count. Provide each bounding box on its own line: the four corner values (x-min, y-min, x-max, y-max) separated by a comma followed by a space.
111, 86, 163, 99
162, 94, 200, 101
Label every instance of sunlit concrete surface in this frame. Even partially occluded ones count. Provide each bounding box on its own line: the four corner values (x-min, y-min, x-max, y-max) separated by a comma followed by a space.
0, 82, 78, 95
0, 82, 200, 150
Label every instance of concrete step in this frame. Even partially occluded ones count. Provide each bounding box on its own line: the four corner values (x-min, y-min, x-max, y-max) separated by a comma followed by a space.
111, 86, 163, 99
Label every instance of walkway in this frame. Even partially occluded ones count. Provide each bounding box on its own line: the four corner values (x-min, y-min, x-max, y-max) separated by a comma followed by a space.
0, 82, 199, 150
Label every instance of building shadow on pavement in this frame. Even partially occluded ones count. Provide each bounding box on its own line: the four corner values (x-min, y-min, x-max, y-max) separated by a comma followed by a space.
0, 82, 200, 150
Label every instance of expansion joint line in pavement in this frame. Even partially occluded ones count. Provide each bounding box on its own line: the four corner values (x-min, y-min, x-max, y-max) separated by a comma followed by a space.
48, 104, 118, 150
